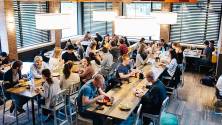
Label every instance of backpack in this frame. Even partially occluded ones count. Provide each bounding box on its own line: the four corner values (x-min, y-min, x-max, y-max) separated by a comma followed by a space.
200, 75, 216, 87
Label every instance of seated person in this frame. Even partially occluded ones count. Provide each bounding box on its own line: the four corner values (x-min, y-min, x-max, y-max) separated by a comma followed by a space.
172, 43, 183, 65
202, 40, 212, 64
0, 52, 10, 66
136, 70, 167, 124
136, 44, 149, 67
159, 50, 178, 81
85, 42, 97, 57
39, 49, 49, 63
119, 39, 128, 55
62, 45, 79, 63
3, 60, 29, 113
60, 62, 80, 90
0, 52, 10, 80
117, 54, 136, 82
101, 34, 110, 48
30, 56, 49, 79
82, 31, 92, 41
79, 57, 95, 84
77, 74, 108, 125
49, 48, 64, 74
99, 47, 113, 77
35, 69, 61, 118
160, 39, 169, 51
216, 74, 222, 99
209, 40, 215, 52
110, 40, 120, 63
89, 52, 101, 65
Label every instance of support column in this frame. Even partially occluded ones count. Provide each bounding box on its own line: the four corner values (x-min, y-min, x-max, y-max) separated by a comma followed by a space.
0, 0, 18, 60
160, 3, 171, 42
49, 0, 61, 48
112, 2, 122, 34
216, 15, 222, 77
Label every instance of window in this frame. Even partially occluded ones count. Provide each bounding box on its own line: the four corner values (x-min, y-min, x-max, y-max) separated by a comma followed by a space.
13, 1, 50, 49
61, 2, 78, 38
123, 2, 162, 16
82, 2, 113, 35
170, 0, 222, 44
123, 3, 151, 16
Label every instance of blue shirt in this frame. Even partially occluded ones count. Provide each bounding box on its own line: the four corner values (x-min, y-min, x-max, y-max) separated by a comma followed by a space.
117, 64, 130, 78
77, 80, 97, 113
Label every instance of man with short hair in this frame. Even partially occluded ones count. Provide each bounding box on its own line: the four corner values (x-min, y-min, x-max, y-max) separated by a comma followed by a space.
136, 70, 167, 124
117, 54, 135, 81
77, 74, 108, 125
203, 40, 212, 64
30, 56, 48, 79
99, 47, 113, 77
62, 45, 79, 63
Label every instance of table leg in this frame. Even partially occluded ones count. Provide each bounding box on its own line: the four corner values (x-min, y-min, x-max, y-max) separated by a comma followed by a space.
31, 99, 35, 125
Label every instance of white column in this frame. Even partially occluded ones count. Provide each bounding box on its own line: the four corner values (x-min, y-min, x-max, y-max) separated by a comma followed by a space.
0, 0, 9, 53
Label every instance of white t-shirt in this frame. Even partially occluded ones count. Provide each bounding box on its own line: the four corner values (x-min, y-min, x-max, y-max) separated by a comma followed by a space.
216, 75, 222, 96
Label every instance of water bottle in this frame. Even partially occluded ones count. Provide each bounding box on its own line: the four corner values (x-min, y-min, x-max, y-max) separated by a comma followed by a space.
29, 78, 35, 93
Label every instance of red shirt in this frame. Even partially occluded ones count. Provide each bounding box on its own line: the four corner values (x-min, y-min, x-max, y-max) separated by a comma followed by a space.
119, 44, 128, 55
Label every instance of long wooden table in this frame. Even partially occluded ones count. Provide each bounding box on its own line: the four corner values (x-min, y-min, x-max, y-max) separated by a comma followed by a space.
6, 79, 43, 125
87, 64, 164, 120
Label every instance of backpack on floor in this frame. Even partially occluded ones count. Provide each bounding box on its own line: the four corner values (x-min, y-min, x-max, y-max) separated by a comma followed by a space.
200, 75, 216, 87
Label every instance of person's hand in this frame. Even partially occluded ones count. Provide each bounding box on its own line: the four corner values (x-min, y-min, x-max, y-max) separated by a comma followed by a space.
96, 95, 105, 100
135, 92, 144, 98
130, 71, 136, 77
35, 87, 41, 93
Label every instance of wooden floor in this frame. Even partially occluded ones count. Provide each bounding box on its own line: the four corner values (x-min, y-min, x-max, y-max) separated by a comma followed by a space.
0, 72, 222, 125
168, 72, 222, 125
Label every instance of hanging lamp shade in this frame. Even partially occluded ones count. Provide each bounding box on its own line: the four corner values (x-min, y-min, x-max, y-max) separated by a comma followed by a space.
35, 13, 73, 30
92, 11, 117, 22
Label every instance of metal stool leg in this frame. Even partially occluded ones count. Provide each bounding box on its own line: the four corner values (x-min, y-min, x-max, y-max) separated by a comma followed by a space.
53, 111, 57, 125
3, 102, 6, 125
64, 105, 68, 124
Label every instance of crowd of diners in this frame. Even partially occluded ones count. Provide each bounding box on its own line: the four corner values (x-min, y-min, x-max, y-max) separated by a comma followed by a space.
0, 31, 220, 125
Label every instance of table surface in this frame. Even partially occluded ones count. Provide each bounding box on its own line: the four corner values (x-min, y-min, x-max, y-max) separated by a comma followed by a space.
183, 49, 202, 58
6, 79, 43, 98
87, 64, 164, 120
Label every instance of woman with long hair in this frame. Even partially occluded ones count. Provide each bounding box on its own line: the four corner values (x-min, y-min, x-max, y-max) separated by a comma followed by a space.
35, 69, 61, 118
136, 44, 149, 67
79, 57, 95, 84
60, 62, 80, 90
172, 42, 183, 64
159, 50, 178, 81
4, 60, 29, 113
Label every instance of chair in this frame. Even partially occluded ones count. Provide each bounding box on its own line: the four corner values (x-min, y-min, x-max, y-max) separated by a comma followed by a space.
66, 83, 80, 123
134, 104, 142, 125
142, 97, 169, 125
162, 66, 182, 98
1, 81, 30, 125
40, 89, 68, 125
213, 88, 222, 114
74, 97, 93, 125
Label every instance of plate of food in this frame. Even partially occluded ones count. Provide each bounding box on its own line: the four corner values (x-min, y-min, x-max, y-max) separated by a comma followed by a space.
97, 96, 114, 106
119, 104, 131, 111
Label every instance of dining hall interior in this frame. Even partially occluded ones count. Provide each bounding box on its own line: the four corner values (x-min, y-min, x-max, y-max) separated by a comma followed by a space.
0, 0, 222, 125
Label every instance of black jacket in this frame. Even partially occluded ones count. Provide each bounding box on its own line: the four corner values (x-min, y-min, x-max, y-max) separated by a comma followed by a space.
141, 80, 167, 115
3, 69, 22, 89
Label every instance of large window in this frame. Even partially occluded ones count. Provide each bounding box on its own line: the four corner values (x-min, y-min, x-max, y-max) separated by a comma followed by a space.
82, 2, 113, 35
170, 0, 222, 44
61, 2, 78, 38
123, 2, 162, 16
13, 1, 50, 49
